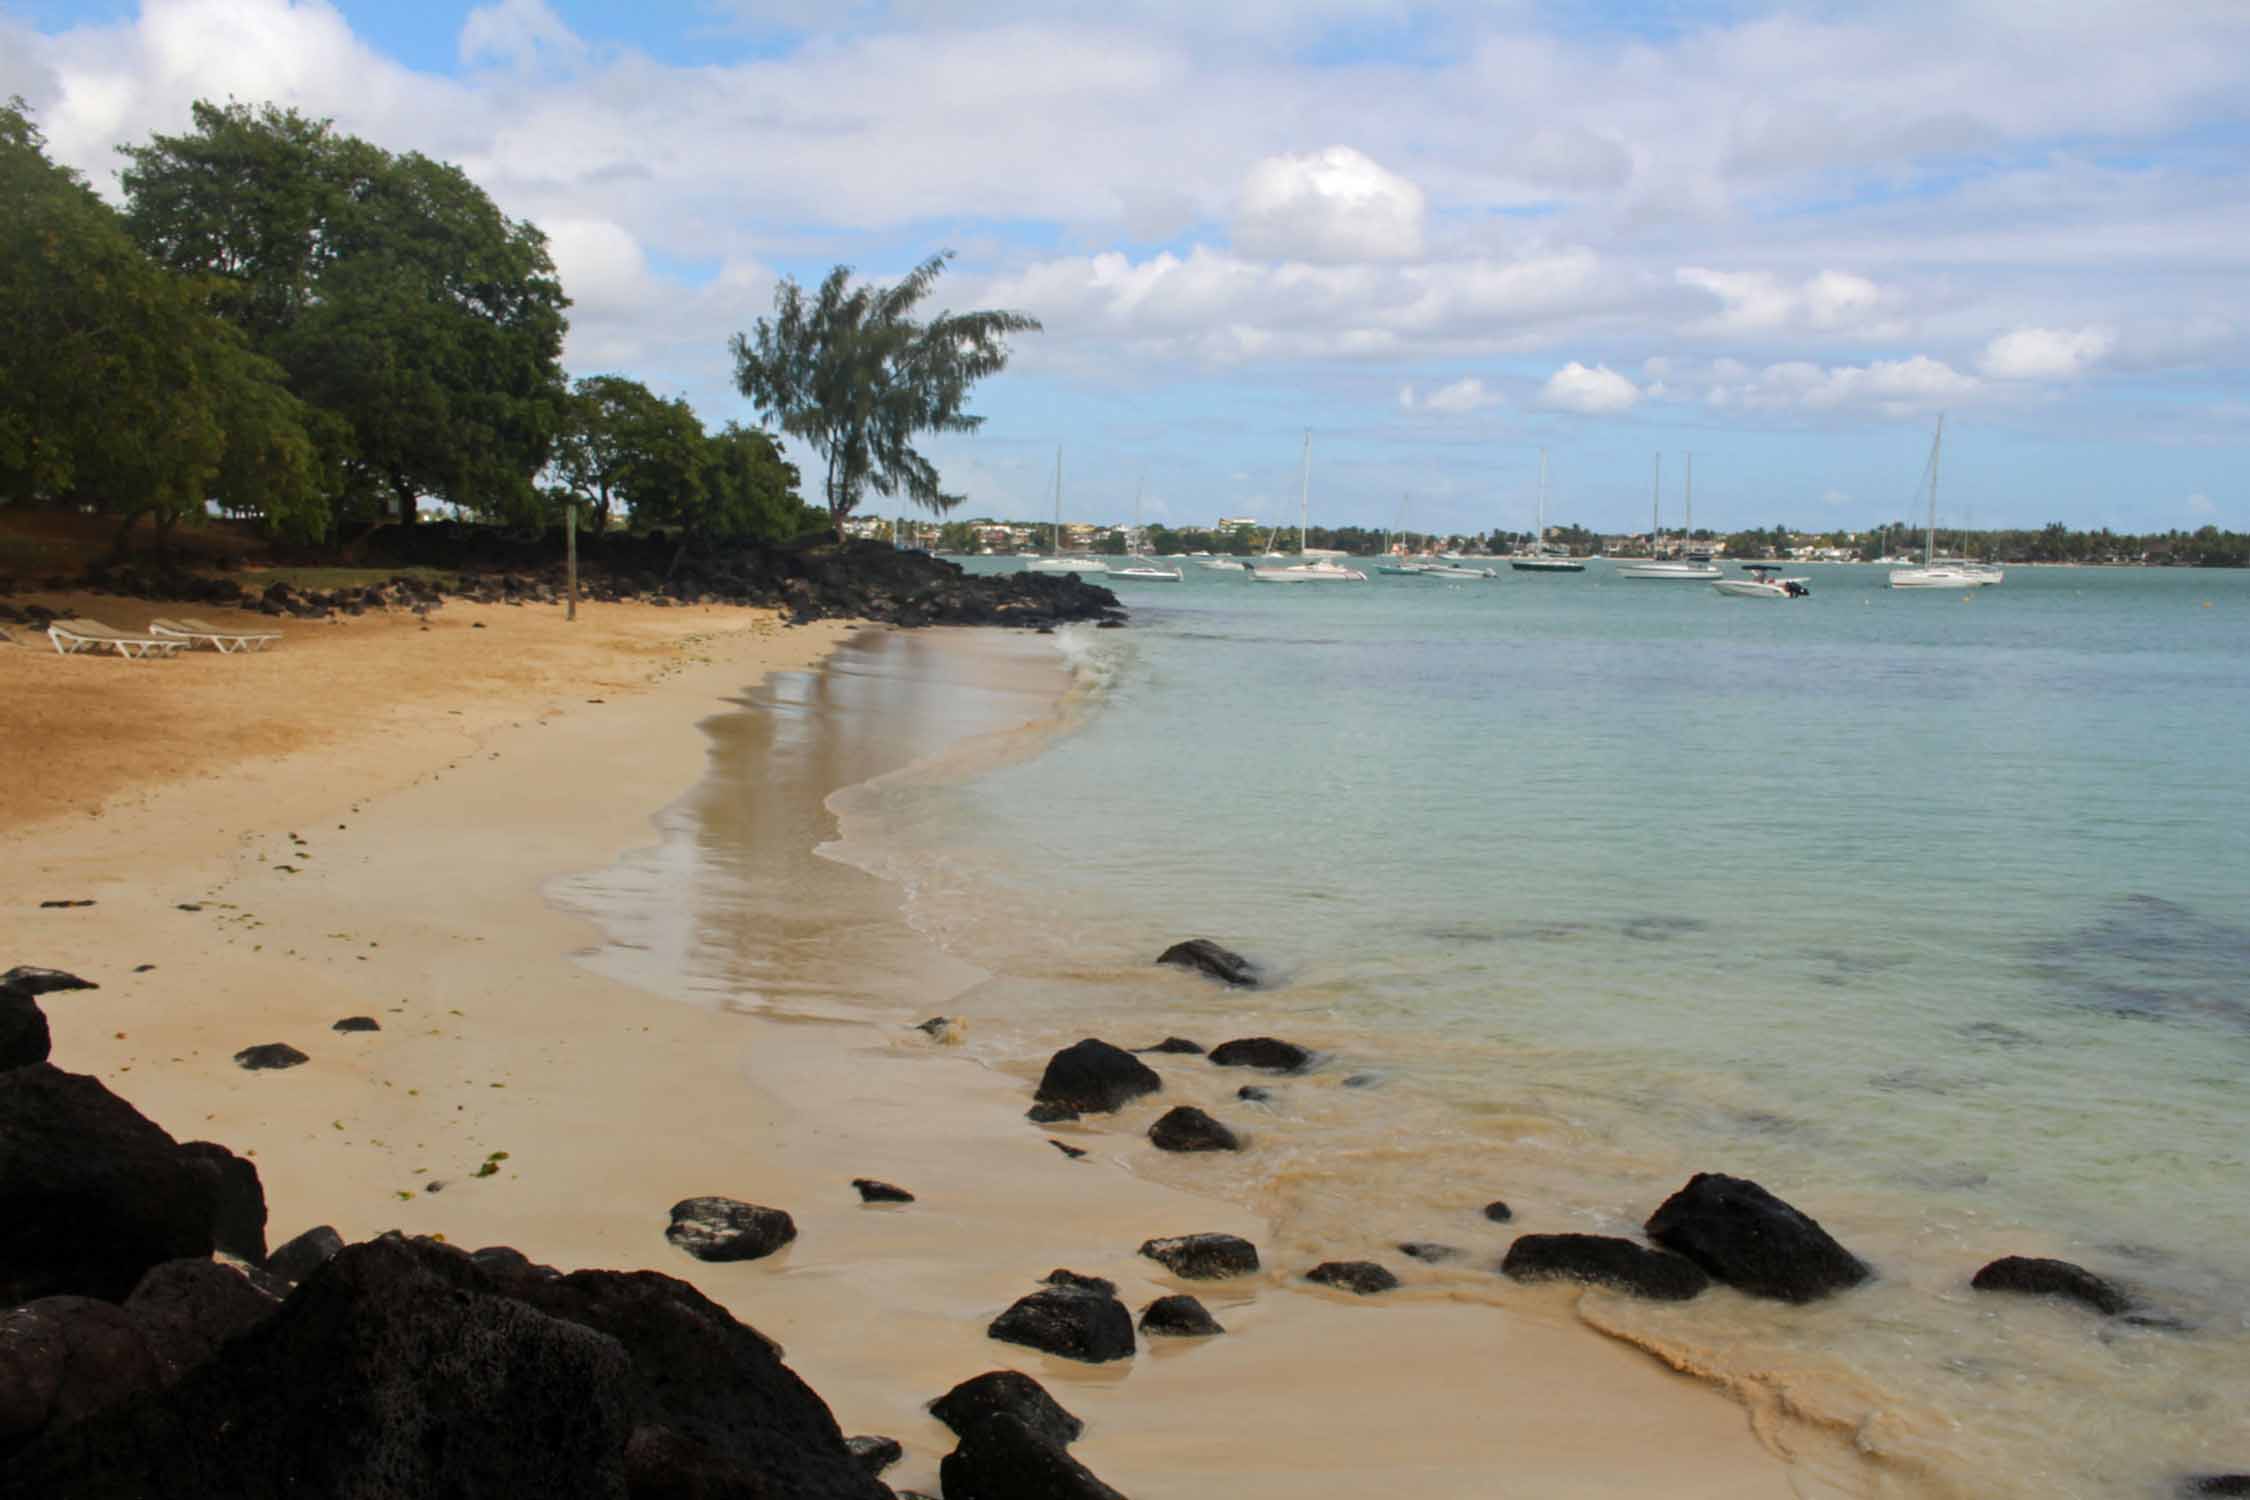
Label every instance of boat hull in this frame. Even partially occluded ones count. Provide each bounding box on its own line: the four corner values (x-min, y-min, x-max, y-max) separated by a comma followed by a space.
1889, 567, 1999, 589
1617, 563, 1722, 579
1024, 558, 1110, 573
1510, 558, 1585, 573
1247, 565, 1368, 583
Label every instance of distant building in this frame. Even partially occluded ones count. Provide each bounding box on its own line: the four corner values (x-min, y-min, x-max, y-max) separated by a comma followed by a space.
1215, 516, 1258, 532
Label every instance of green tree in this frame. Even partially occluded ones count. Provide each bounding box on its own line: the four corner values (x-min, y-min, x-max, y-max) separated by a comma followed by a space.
1, 99, 320, 554
729, 251, 1040, 542
121, 101, 570, 531
551, 375, 675, 534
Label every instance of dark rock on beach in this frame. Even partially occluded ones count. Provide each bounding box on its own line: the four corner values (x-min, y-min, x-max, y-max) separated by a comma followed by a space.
1207, 1037, 1311, 1073
852, 1177, 915, 1204
174, 1141, 267, 1263
263, 1224, 343, 1286
1644, 1172, 1871, 1304
1027, 1100, 1081, 1124
0, 1296, 164, 1458
1134, 1037, 1205, 1055
1399, 1241, 1462, 1264
988, 1284, 1135, 1364
1305, 1260, 1399, 1295
1, 967, 98, 996
1148, 1106, 1241, 1153
0, 1064, 214, 1305
941, 1412, 1128, 1500
1041, 1269, 1116, 1296
469, 1244, 560, 1280
1500, 1234, 1710, 1302
1483, 1200, 1514, 1223
1034, 1038, 1162, 1115
0, 988, 50, 1070
2184, 1475, 2250, 1496
1049, 1139, 1087, 1159
846, 1433, 902, 1475
1140, 1232, 1261, 1280
1139, 1294, 1224, 1337
122, 1258, 282, 1382
230, 1043, 307, 1071
1155, 938, 1261, 988
929, 1369, 1084, 1447
1970, 1255, 2131, 1316
330, 1016, 380, 1033
666, 1196, 798, 1262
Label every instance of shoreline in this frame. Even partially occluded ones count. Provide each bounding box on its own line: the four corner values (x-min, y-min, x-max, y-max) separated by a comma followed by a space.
5, 603, 1813, 1497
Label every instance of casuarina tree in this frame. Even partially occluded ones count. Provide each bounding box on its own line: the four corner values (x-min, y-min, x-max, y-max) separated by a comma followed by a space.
728, 251, 1038, 541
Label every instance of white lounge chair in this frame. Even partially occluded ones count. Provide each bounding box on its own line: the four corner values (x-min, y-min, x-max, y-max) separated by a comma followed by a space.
46, 619, 189, 659
149, 616, 284, 653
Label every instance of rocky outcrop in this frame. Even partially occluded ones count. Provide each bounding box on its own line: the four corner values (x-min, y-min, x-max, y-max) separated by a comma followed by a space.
846, 1434, 902, 1475
988, 1284, 1134, 1364
665, 1196, 797, 1262
0, 1065, 214, 1305
230, 1044, 307, 1072
1500, 1234, 1710, 1302
940, 1412, 1128, 1500
1133, 1037, 1205, 1056
929, 1370, 1084, 1448
0, 1296, 163, 1457
1155, 939, 1260, 988
1644, 1173, 1870, 1304
1139, 1233, 1260, 1280
175, 1142, 266, 1264
1138, 1295, 1223, 1337
1034, 1040, 1162, 1115
1305, 1261, 1398, 1295
0, 968, 96, 997
263, 1225, 343, 1286
122, 1259, 283, 1381
1040, 1269, 1115, 1296
1970, 1255, 2131, 1316
1206, 1038, 1311, 1073
0, 989, 49, 1070
1147, 1106, 1241, 1153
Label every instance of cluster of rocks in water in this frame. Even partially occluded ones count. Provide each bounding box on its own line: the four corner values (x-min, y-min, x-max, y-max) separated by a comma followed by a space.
0, 533, 1126, 632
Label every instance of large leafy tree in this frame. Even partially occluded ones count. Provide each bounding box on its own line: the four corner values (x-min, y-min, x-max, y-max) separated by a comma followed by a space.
729, 251, 1038, 541
550, 375, 679, 534
120, 101, 570, 530
1, 99, 321, 553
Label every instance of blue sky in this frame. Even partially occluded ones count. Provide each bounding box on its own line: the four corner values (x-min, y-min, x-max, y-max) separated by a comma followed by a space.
6, 0, 2248, 537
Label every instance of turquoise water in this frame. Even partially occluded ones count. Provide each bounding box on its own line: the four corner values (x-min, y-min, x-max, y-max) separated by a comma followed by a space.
834, 560, 2250, 1496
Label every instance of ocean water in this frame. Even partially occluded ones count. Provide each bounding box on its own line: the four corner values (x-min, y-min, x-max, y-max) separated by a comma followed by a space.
815, 560, 2250, 1497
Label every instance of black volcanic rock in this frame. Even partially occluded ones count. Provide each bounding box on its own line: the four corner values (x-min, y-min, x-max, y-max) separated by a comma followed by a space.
0, 988, 49, 1070
1645, 1173, 1871, 1304
330, 1016, 380, 1033
122, 1258, 282, 1381
929, 1370, 1084, 1448
988, 1285, 1134, 1364
1207, 1037, 1311, 1073
230, 1043, 307, 1071
1483, 1200, 1514, 1223
1305, 1260, 1398, 1295
1139, 1232, 1260, 1280
851, 1177, 915, 1204
1027, 1100, 1081, 1124
846, 1434, 902, 1475
0, 1296, 163, 1458
0, 968, 97, 997
1040, 1269, 1116, 1296
1398, 1242, 1462, 1264
0, 1064, 214, 1305
1970, 1255, 2131, 1316
941, 1412, 1127, 1500
1034, 1039, 1162, 1115
1138, 1294, 1224, 1337
1155, 939, 1260, 988
175, 1141, 266, 1263
1134, 1037, 1205, 1055
1500, 1234, 1710, 1302
1148, 1106, 1241, 1153
2185, 1476, 2250, 1496
666, 1196, 798, 1262
263, 1225, 343, 1286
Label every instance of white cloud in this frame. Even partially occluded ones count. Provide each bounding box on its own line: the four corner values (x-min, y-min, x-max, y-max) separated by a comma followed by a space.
460, 0, 584, 70
1677, 266, 1887, 334
1979, 325, 2114, 380
1405, 376, 1503, 414
2186, 492, 2216, 515
1235, 146, 1427, 263
1704, 354, 1981, 415
1539, 361, 1640, 415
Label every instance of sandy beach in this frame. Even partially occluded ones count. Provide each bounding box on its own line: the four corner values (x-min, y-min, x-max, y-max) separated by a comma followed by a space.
2, 597, 1835, 1497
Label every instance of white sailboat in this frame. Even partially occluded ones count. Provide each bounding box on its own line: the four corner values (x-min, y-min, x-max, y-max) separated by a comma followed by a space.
1889, 416, 2000, 589
1510, 449, 1585, 573
1025, 448, 1109, 573
1107, 482, 1181, 581
1248, 431, 1368, 583
1618, 453, 1721, 579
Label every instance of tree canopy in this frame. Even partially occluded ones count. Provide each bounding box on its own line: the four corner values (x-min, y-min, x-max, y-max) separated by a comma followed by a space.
730, 251, 1039, 539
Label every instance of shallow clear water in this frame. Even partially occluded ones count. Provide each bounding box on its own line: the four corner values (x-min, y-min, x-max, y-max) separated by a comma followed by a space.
825, 560, 2250, 1496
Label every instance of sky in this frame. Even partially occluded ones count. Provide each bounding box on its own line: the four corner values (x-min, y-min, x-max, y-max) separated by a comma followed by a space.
6, 0, 2248, 538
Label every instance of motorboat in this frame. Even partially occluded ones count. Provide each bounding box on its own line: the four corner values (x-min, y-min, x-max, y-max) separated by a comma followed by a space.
1418, 563, 1496, 579
1890, 417, 2001, 589
1713, 564, 1809, 599
1617, 453, 1723, 579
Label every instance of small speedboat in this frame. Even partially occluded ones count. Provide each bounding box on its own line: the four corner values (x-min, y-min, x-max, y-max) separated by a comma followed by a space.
1108, 564, 1183, 582
1418, 563, 1497, 579
1713, 565, 1809, 599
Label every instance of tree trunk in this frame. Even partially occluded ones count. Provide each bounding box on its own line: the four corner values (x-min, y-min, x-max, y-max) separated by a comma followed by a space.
103, 507, 150, 567
590, 486, 611, 535
153, 508, 180, 563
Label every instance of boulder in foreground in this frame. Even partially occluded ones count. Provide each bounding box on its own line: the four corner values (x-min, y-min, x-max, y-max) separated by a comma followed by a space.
666, 1196, 798, 1262
1207, 1037, 1311, 1073
1644, 1173, 1871, 1304
0, 967, 97, 996
941, 1412, 1128, 1500
1034, 1039, 1162, 1115
175, 1142, 267, 1264
1500, 1234, 1709, 1301
0, 988, 50, 1070
1138, 1295, 1224, 1337
231, 1044, 307, 1072
1139, 1233, 1260, 1280
1147, 1106, 1241, 1153
1155, 939, 1260, 988
988, 1285, 1134, 1364
1970, 1255, 2131, 1317
929, 1370, 1084, 1448
263, 1225, 344, 1286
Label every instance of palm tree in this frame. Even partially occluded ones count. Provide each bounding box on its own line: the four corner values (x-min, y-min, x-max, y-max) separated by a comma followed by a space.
729, 251, 1039, 542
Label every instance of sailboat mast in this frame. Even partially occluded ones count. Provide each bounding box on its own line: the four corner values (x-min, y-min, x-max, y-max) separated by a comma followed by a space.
1927, 415, 1943, 566
1685, 452, 1693, 553
1651, 454, 1661, 555
1052, 447, 1063, 555
1298, 429, 1311, 556
1537, 448, 1548, 545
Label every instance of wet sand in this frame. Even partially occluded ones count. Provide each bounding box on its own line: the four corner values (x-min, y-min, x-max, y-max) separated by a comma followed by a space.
3, 606, 1823, 1497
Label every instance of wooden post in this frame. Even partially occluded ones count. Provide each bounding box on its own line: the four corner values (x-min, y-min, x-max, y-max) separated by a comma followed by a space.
565, 501, 579, 622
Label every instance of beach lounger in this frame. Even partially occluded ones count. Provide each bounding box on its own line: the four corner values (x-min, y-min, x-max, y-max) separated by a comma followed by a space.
149, 616, 284, 653
46, 619, 189, 659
